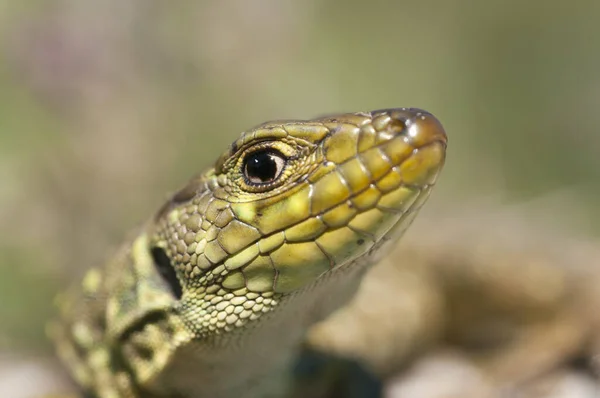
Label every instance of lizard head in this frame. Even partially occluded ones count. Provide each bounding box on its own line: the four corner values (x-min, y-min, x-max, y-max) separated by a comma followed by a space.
150, 108, 447, 337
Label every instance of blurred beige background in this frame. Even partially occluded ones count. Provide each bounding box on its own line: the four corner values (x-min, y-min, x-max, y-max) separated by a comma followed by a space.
1, 0, 599, 388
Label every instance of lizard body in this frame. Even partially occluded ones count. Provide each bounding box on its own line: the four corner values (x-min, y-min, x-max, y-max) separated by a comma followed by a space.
48, 108, 447, 398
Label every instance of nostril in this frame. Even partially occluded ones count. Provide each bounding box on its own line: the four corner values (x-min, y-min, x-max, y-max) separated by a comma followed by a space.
388, 117, 407, 135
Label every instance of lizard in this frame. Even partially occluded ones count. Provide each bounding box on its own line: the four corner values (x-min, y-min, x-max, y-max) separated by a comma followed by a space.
47, 108, 448, 398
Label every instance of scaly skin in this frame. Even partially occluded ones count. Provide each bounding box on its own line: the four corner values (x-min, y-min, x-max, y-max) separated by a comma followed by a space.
48, 108, 447, 398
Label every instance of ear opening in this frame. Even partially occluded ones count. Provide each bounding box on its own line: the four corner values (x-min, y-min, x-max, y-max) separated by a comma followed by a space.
150, 247, 183, 299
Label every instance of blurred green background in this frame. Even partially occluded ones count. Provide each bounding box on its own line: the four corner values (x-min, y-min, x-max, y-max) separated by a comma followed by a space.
1, 0, 599, 359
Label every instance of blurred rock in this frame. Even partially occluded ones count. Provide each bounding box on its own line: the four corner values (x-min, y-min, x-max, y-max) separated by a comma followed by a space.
517, 371, 599, 398
0, 354, 70, 398
384, 351, 493, 398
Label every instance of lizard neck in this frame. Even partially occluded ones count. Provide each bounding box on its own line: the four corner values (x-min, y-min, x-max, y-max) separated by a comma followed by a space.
147, 261, 369, 398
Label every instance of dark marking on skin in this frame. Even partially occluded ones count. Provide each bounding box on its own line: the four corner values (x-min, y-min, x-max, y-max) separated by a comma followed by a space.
356, 239, 365, 245
230, 141, 239, 155
172, 179, 201, 203
154, 201, 173, 222
134, 343, 154, 361
154, 177, 205, 221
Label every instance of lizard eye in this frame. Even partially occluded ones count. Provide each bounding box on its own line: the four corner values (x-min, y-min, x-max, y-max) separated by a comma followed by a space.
243, 149, 286, 185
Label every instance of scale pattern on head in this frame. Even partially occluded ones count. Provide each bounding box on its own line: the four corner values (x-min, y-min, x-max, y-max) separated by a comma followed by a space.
149, 109, 447, 337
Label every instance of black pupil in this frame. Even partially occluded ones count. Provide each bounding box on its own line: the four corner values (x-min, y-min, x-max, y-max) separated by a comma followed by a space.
245, 151, 278, 183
